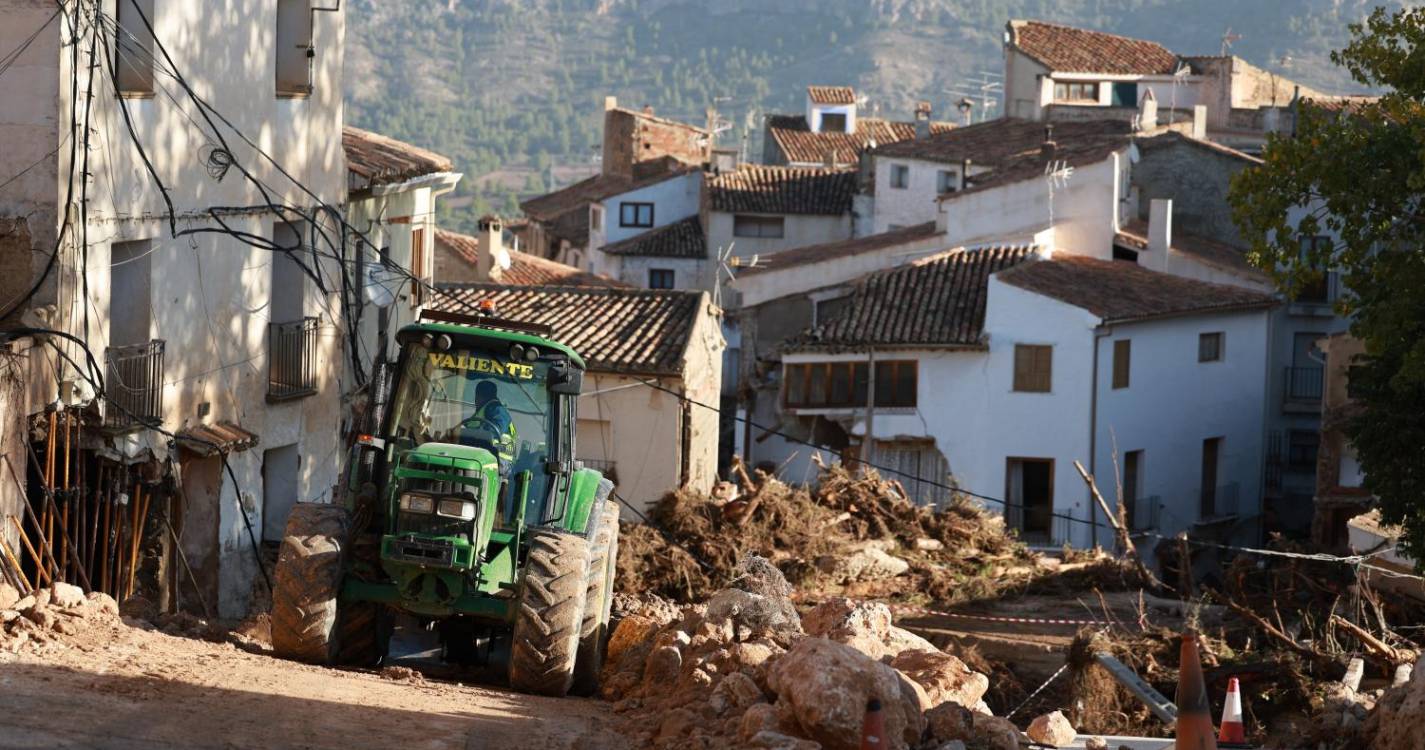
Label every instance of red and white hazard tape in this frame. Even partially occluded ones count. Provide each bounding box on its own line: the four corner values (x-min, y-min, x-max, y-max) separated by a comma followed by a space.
885, 602, 1103, 627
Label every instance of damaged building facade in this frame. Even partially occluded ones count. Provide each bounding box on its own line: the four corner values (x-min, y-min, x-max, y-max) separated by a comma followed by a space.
0, 0, 350, 618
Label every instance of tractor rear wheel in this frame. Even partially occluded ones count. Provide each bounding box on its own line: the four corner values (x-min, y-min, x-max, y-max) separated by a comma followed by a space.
508, 530, 590, 696
335, 600, 389, 667
571, 499, 620, 696
271, 503, 351, 664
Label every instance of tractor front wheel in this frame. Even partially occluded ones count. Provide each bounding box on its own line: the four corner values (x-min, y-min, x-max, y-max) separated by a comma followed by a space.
270, 503, 352, 664
508, 531, 590, 696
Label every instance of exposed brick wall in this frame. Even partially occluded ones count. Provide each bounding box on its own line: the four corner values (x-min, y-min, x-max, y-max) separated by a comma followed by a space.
602, 108, 706, 178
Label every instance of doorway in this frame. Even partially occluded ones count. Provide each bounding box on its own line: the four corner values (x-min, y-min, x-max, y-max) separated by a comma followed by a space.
1006, 458, 1054, 541
262, 444, 300, 542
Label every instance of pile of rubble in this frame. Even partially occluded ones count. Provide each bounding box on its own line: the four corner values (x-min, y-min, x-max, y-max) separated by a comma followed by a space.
0, 580, 120, 656
603, 555, 1087, 749
617, 461, 1060, 606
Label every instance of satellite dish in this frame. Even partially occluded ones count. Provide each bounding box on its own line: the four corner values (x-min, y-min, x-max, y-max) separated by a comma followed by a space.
362, 261, 405, 308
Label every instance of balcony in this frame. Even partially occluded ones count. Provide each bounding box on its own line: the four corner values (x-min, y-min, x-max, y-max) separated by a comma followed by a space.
268, 317, 318, 402
1283, 366, 1323, 407
104, 340, 165, 431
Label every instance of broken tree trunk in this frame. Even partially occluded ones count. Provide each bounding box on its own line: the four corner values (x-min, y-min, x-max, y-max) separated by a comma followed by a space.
1073, 460, 1161, 588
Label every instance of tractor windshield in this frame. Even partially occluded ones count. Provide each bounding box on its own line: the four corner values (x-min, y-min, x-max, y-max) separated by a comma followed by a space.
387, 342, 558, 513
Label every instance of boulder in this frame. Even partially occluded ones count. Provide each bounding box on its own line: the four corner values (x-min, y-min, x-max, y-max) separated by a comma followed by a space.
927, 703, 1023, 750
607, 614, 662, 666
51, 581, 85, 609
801, 598, 936, 662
817, 546, 911, 582
0, 581, 19, 611
642, 644, 683, 686
890, 649, 989, 710
739, 702, 784, 741
767, 637, 924, 750
747, 730, 822, 750
1083, 737, 1109, 750
710, 671, 766, 715
704, 587, 798, 638
1026, 711, 1076, 747
85, 591, 119, 616
720, 555, 801, 633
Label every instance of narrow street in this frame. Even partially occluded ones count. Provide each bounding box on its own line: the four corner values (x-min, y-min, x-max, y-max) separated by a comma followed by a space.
0, 614, 627, 750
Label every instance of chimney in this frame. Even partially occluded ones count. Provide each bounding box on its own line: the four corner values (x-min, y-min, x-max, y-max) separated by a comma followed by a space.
477, 215, 508, 280
914, 100, 932, 139
1040, 124, 1057, 160
1148, 199, 1173, 257
1191, 105, 1207, 139
604, 96, 618, 112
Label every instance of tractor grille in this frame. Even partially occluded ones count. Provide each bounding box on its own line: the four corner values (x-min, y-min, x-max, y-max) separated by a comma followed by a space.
397, 511, 471, 540
390, 536, 454, 567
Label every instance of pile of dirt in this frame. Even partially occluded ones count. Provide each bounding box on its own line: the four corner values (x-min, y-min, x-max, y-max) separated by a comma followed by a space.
602, 554, 1080, 750
617, 461, 1049, 607
0, 581, 122, 656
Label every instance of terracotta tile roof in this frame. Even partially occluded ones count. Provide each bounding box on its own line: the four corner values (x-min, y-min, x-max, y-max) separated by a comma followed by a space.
707, 165, 856, 216
432, 284, 710, 376
601, 216, 706, 258
740, 222, 942, 277
1007, 20, 1180, 76
765, 115, 955, 166
788, 245, 1038, 351
939, 137, 1134, 200
344, 126, 454, 191
434, 229, 626, 287
176, 421, 259, 456
997, 254, 1277, 323
873, 118, 1133, 167
808, 86, 857, 105
1135, 129, 1262, 165
1114, 220, 1267, 282
519, 157, 694, 247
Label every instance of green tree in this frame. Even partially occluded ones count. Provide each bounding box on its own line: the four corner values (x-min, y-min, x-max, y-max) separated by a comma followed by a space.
1230, 8, 1425, 561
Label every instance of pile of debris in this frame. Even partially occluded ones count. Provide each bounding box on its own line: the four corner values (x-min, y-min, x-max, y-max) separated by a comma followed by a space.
617, 461, 1055, 606
0, 580, 120, 656
603, 554, 1086, 749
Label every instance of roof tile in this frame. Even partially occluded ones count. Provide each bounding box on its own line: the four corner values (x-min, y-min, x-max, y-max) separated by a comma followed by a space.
434, 229, 626, 287
1008, 20, 1180, 76
344, 126, 453, 191
766, 115, 955, 166
808, 86, 857, 105
740, 222, 941, 277
708, 165, 856, 216
602, 216, 706, 258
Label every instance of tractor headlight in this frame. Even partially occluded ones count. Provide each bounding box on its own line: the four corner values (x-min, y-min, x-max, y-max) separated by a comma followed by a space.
399, 493, 435, 514
437, 498, 477, 520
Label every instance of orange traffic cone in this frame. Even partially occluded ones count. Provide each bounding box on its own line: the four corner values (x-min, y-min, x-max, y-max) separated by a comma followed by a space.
1218, 676, 1247, 746
1175, 630, 1219, 750
860, 697, 885, 749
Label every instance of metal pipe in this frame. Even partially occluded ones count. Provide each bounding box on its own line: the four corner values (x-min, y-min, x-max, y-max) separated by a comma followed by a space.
128, 484, 151, 599
24, 442, 92, 592
100, 472, 113, 595
2, 456, 61, 584
44, 410, 56, 579
0, 535, 32, 595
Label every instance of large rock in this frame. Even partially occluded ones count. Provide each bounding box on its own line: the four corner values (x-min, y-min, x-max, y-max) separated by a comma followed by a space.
704, 587, 799, 638
767, 637, 924, 750
817, 546, 911, 582
0, 582, 19, 611
890, 649, 990, 710
1026, 710, 1076, 747
607, 614, 662, 666
801, 598, 936, 662
926, 702, 1024, 750
50, 581, 85, 609
717, 555, 801, 634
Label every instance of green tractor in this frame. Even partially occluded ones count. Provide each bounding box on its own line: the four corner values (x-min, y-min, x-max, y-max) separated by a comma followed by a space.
269, 309, 619, 697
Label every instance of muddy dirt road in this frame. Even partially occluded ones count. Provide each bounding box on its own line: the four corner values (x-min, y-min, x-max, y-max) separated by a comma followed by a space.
0, 613, 628, 750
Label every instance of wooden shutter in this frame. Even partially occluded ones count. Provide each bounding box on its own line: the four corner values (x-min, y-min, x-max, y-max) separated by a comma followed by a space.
1112, 339, 1131, 389
1014, 345, 1052, 392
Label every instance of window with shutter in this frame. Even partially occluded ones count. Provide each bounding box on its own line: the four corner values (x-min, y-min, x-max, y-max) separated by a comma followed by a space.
1013, 344, 1052, 392
1112, 339, 1131, 389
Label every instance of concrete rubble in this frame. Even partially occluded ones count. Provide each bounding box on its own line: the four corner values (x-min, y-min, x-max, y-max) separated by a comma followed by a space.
0, 582, 120, 655
602, 554, 1025, 750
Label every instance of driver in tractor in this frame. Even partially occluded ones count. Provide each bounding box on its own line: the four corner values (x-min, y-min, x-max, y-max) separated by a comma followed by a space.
459, 379, 517, 472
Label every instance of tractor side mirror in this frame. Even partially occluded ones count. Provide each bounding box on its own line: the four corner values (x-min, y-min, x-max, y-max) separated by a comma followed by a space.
549, 364, 583, 395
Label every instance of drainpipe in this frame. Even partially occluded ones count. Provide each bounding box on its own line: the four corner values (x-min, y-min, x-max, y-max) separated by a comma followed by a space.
1088, 325, 1112, 548
864, 348, 876, 470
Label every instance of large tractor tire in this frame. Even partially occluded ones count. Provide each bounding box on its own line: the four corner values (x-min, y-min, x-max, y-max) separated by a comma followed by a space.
508, 530, 591, 696
271, 503, 351, 665
571, 498, 620, 696
335, 600, 390, 667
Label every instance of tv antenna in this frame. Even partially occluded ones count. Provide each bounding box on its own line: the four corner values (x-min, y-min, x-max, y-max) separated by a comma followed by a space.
713, 242, 761, 309
1221, 27, 1242, 56
1044, 160, 1075, 227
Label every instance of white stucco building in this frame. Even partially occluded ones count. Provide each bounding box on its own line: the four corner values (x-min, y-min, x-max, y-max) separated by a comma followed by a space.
705, 164, 856, 271
0, 0, 351, 617
776, 248, 1276, 548
587, 169, 706, 290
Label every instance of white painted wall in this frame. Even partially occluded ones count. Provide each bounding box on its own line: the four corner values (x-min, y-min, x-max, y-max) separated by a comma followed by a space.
734, 231, 953, 308
871, 158, 994, 234
807, 99, 857, 134
592, 171, 701, 249
1003, 48, 1050, 120
706, 211, 852, 264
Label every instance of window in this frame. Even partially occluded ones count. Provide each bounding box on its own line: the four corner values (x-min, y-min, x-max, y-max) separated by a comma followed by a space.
813, 295, 853, 326
1200, 437, 1222, 517
889, 164, 910, 189
590, 206, 603, 233
821, 112, 847, 133
1287, 430, 1319, 470
1297, 236, 1333, 303
1013, 344, 1052, 392
410, 227, 426, 305
733, 215, 785, 238
115, 0, 155, 96
1112, 339, 1131, 389
275, 0, 314, 97
1123, 450, 1144, 530
619, 202, 654, 228
1005, 458, 1054, 539
1199, 332, 1223, 362
647, 268, 674, 289
784, 360, 916, 409
109, 240, 153, 347
936, 170, 958, 194
1053, 81, 1099, 102
1110, 82, 1139, 107
272, 222, 308, 321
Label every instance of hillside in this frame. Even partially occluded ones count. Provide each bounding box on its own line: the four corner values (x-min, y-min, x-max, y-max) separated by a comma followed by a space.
345, 0, 1389, 233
